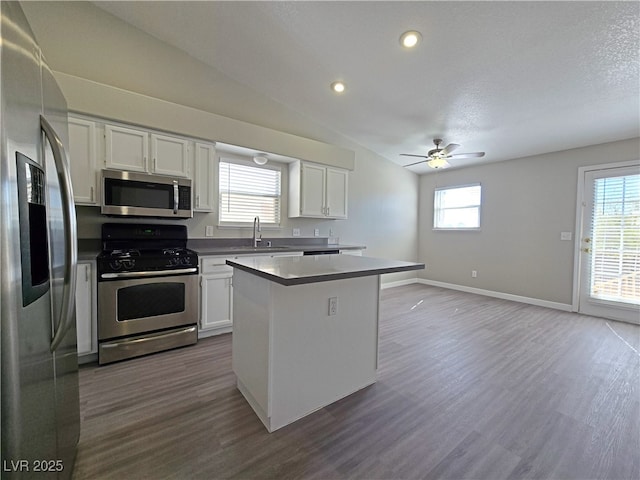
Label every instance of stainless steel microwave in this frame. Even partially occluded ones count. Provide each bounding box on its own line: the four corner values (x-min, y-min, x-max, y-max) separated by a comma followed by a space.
101, 170, 193, 218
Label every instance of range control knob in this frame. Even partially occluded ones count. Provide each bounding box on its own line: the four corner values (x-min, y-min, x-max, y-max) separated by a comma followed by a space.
166, 257, 181, 267
109, 260, 122, 271
107, 257, 136, 272
120, 259, 135, 270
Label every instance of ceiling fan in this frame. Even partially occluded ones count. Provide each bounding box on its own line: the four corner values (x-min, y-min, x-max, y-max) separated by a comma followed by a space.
401, 139, 485, 169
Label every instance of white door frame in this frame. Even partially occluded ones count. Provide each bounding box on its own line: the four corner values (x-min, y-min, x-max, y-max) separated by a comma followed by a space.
572, 159, 640, 323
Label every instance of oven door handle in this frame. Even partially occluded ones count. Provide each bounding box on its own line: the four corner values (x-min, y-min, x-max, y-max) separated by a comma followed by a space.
101, 326, 197, 349
101, 267, 198, 279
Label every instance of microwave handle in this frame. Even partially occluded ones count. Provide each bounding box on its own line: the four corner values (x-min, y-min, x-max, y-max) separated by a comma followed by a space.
173, 180, 179, 214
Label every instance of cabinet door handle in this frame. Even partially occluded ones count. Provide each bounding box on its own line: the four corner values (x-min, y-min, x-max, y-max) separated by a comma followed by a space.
85, 264, 90, 282
90, 186, 94, 202
144, 156, 148, 170
153, 158, 157, 172
196, 195, 200, 208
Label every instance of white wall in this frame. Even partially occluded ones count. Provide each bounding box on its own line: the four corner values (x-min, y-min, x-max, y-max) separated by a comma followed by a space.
23, 1, 419, 284
418, 138, 640, 305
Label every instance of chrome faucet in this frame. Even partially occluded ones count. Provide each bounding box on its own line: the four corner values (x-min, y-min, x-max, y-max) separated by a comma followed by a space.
252, 216, 262, 247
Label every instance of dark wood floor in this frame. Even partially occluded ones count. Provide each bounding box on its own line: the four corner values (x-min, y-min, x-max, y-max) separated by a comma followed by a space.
72, 284, 640, 480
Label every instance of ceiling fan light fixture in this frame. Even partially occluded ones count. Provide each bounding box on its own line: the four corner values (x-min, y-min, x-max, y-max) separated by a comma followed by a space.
400, 30, 422, 48
330, 81, 346, 94
253, 154, 268, 165
427, 158, 449, 169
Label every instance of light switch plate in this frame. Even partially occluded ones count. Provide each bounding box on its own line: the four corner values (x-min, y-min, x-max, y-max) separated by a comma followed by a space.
314, 229, 320, 237
292, 228, 301, 237
560, 232, 572, 241
205, 226, 214, 237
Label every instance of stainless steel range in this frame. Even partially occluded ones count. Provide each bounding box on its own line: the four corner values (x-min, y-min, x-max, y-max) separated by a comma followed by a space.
97, 223, 198, 364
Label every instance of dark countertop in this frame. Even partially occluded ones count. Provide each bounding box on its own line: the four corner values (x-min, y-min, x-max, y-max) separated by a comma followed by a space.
77, 237, 365, 260
78, 239, 101, 262
192, 244, 364, 257
188, 237, 365, 257
226, 255, 424, 286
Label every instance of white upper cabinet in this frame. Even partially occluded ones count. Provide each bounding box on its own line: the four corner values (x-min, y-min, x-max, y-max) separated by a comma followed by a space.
325, 167, 348, 219
104, 124, 189, 177
150, 133, 190, 177
193, 142, 215, 212
289, 161, 348, 219
104, 124, 149, 173
68, 117, 98, 205
300, 162, 326, 217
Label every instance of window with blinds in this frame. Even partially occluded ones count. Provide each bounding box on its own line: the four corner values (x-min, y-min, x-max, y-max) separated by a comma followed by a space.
590, 173, 640, 304
433, 184, 482, 229
218, 160, 282, 226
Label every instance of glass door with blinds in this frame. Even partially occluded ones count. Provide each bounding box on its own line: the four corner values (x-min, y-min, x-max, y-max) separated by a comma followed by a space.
577, 164, 640, 324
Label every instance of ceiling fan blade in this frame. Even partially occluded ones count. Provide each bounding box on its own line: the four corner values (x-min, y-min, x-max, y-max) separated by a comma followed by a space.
440, 143, 460, 156
400, 153, 429, 158
402, 160, 427, 167
448, 152, 485, 159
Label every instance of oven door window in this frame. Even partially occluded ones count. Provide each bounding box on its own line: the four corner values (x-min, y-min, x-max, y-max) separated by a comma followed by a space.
117, 282, 185, 321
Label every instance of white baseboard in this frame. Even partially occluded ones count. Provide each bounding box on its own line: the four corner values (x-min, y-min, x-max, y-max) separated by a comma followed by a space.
198, 325, 232, 339
381, 278, 420, 290
389, 278, 573, 312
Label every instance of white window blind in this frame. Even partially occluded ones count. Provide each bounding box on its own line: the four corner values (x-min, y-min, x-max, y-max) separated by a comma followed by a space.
218, 160, 281, 225
433, 184, 482, 229
590, 173, 640, 304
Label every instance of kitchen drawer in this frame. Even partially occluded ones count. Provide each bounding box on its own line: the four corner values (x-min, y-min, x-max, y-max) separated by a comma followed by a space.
201, 256, 234, 274
200, 251, 303, 274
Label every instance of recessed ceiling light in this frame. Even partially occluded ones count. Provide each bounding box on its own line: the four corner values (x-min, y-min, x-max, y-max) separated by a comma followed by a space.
400, 30, 422, 48
330, 81, 346, 94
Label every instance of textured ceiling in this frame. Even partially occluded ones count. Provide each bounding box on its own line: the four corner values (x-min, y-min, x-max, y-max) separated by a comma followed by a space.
92, 1, 639, 173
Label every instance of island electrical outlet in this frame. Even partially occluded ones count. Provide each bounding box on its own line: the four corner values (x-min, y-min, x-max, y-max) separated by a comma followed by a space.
328, 297, 338, 316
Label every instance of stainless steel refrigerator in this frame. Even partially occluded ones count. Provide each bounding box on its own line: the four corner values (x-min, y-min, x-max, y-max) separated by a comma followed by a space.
1, 2, 80, 479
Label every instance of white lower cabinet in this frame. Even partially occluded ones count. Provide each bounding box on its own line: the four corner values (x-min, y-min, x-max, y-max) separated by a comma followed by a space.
199, 251, 303, 337
200, 259, 234, 334
76, 261, 97, 359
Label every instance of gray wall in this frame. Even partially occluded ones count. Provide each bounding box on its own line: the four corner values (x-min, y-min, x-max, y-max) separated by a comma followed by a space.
418, 138, 640, 305
23, 2, 638, 298
23, 1, 419, 284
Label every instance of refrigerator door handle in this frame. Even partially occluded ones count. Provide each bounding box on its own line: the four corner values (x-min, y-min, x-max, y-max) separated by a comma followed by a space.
41, 115, 78, 352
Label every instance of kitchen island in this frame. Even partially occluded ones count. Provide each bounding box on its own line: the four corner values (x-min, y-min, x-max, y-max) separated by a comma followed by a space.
226, 254, 424, 432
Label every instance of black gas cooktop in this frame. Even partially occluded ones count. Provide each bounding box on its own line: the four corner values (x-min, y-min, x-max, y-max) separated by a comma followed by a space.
97, 224, 198, 276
